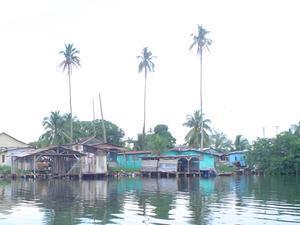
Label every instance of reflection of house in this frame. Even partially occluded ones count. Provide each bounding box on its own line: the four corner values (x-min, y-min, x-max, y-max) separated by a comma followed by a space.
227, 151, 248, 167
0, 132, 30, 166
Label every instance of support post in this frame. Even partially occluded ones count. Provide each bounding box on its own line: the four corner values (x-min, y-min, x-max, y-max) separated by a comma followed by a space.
33, 155, 36, 179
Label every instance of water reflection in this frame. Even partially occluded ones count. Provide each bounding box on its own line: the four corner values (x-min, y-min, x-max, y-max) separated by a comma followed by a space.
0, 176, 299, 225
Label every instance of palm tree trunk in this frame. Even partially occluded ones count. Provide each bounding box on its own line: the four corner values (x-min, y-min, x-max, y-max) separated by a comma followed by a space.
68, 69, 73, 143
200, 48, 204, 151
142, 69, 147, 149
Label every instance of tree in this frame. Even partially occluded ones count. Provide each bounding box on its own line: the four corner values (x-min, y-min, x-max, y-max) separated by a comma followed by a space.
289, 122, 300, 136
137, 47, 155, 149
233, 135, 250, 151
153, 124, 176, 149
38, 112, 124, 146
39, 111, 69, 146
248, 132, 300, 175
73, 119, 125, 145
189, 25, 212, 150
59, 43, 81, 143
183, 110, 212, 148
133, 124, 176, 153
211, 131, 232, 152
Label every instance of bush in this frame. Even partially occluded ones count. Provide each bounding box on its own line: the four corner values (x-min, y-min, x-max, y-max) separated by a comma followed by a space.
216, 164, 235, 173
0, 165, 11, 174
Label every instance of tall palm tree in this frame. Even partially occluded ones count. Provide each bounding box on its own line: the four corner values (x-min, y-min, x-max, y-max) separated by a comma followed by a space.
59, 43, 81, 143
137, 47, 155, 148
189, 25, 212, 150
40, 111, 69, 145
183, 110, 212, 148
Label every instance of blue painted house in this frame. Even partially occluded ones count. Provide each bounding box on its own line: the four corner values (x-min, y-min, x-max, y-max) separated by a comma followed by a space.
161, 148, 215, 171
117, 147, 216, 172
117, 150, 152, 170
227, 151, 248, 167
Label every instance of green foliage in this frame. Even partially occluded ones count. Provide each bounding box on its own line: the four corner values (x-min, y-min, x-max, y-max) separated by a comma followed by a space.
0, 165, 11, 174
38, 111, 124, 146
110, 167, 140, 173
216, 164, 235, 173
183, 110, 212, 148
59, 43, 81, 72
233, 135, 251, 151
248, 130, 300, 175
137, 47, 155, 73
133, 124, 176, 154
73, 119, 125, 145
211, 131, 232, 152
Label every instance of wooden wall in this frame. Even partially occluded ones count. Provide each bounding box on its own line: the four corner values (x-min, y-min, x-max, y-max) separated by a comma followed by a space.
141, 159, 158, 172
158, 159, 178, 173
81, 150, 107, 175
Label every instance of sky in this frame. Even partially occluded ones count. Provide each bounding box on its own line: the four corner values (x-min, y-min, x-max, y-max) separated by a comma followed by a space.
0, 0, 300, 144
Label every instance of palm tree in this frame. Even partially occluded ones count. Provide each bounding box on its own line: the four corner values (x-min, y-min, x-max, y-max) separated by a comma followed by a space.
183, 110, 212, 148
289, 122, 300, 136
137, 47, 155, 148
40, 111, 69, 145
189, 25, 212, 150
211, 131, 232, 152
59, 43, 81, 143
233, 135, 250, 151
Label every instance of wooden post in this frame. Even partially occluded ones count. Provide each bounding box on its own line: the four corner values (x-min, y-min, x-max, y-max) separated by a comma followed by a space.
33, 155, 36, 179
187, 158, 190, 176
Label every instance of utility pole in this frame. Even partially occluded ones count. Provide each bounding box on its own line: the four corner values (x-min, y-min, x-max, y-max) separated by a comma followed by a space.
98, 92, 107, 143
92, 99, 96, 136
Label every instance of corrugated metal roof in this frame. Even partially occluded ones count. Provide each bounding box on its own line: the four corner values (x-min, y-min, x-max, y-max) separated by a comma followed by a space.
8, 146, 85, 158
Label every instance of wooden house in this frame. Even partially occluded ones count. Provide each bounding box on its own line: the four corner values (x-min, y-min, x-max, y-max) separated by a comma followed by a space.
0, 132, 30, 166
72, 137, 127, 175
11, 146, 84, 177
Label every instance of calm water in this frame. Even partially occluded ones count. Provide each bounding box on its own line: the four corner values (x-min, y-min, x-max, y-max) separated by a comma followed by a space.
0, 176, 300, 225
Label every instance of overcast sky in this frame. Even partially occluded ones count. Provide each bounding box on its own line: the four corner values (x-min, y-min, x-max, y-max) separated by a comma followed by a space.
0, 0, 300, 144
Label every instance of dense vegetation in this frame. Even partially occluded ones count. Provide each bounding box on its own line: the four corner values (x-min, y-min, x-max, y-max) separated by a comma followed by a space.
35, 111, 124, 147
247, 125, 300, 175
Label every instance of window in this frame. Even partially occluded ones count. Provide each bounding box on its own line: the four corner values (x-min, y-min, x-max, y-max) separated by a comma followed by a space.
2, 155, 5, 163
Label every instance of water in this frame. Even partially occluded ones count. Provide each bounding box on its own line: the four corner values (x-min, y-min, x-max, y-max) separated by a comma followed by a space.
0, 176, 300, 225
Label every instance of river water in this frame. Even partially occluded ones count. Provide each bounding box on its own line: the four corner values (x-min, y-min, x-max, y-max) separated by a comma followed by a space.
0, 176, 299, 225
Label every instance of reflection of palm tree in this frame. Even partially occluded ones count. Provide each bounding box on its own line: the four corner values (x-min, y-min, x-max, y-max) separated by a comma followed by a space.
189, 25, 212, 150
59, 43, 81, 143
137, 47, 155, 148
183, 110, 212, 148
